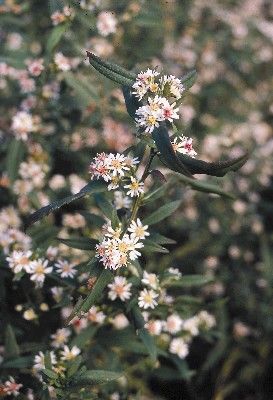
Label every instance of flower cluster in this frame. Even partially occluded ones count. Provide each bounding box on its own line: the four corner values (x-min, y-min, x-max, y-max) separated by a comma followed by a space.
96, 219, 149, 270
89, 152, 144, 196
132, 69, 197, 157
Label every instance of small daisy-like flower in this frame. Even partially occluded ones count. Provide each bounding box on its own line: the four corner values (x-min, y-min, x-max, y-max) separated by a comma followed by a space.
124, 177, 144, 197
23, 308, 37, 321
160, 75, 185, 99
169, 338, 189, 359
168, 267, 182, 279
33, 351, 56, 371
171, 135, 197, 158
138, 288, 158, 309
141, 271, 159, 290
51, 328, 71, 348
183, 316, 199, 336
6, 250, 33, 274
108, 276, 132, 301
3, 377, 22, 397
128, 218, 149, 240
26, 259, 52, 286
60, 345, 81, 361
55, 260, 77, 278
145, 319, 163, 336
70, 316, 88, 333
197, 311, 216, 329
164, 314, 183, 334
87, 306, 106, 324
160, 98, 179, 122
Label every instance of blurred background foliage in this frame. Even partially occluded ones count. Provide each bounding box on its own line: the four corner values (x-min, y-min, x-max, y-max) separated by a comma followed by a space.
0, 0, 273, 399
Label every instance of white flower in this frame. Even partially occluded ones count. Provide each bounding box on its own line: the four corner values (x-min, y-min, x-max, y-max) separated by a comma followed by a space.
51, 286, 63, 302
183, 316, 199, 336
97, 11, 117, 37
128, 218, 149, 240
87, 306, 106, 324
124, 177, 144, 197
33, 351, 56, 371
160, 75, 185, 99
138, 288, 158, 309
6, 250, 32, 274
111, 313, 129, 330
141, 271, 158, 290
55, 260, 77, 278
132, 69, 160, 100
197, 311, 216, 329
108, 276, 132, 301
169, 338, 189, 359
26, 259, 52, 286
60, 345, 81, 361
27, 58, 44, 76
168, 267, 182, 279
54, 52, 71, 71
160, 98, 179, 122
51, 328, 71, 348
3, 377, 23, 397
113, 191, 132, 210
164, 314, 183, 334
171, 135, 197, 158
23, 309, 37, 320
11, 111, 34, 141
145, 319, 163, 336
70, 316, 88, 333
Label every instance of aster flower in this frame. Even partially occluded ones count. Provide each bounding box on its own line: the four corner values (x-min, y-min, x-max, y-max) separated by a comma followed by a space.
3, 377, 22, 397
163, 314, 183, 334
97, 11, 117, 37
171, 135, 197, 158
33, 351, 56, 371
60, 345, 81, 361
51, 328, 71, 348
86, 306, 106, 324
55, 260, 77, 278
138, 288, 158, 309
160, 74, 185, 99
145, 319, 163, 336
169, 338, 189, 359
141, 271, 159, 290
108, 276, 132, 301
26, 259, 53, 286
128, 218, 149, 240
124, 177, 144, 197
6, 250, 33, 274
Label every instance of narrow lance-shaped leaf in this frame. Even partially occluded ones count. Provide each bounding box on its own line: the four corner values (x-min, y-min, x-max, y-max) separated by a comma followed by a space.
4, 325, 20, 360
181, 69, 197, 90
86, 52, 135, 86
68, 269, 113, 321
46, 22, 69, 54
86, 51, 136, 80
25, 180, 107, 227
57, 237, 98, 251
6, 139, 25, 183
138, 328, 157, 361
69, 370, 123, 387
143, 200, 181, 226
176, 151, 249, 177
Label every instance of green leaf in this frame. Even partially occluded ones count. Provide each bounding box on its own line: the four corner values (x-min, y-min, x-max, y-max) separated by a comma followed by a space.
70, 370, 123, 387
164, 275, 213, 288
138, 328, 157, 361
0, 356, 33, 369
122, 85, 140, 119
149, 232, 176, 245
176, 151, 249, 177
181, 70, 197, 90
25, 180, 107, 227
46, 22, 69, 54
4, 325, 20, 360
142, 239, 169, 254
78, 211, 105, 227
6, 139, 25, 183
70, 325, 98, 348
57, 237, 98, 251
70, 269, 112, 319
41, 369, 58, 381
87, 52, 135, 86
143, 200, 181, 225
175, 173, 235, 199
86, 51, 136, 80
94, 194, 119, 225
